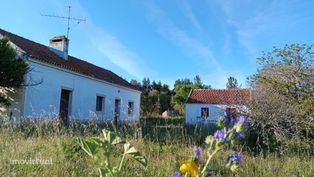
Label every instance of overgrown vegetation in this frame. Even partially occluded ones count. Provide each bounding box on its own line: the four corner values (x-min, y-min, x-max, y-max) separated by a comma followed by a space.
0, 36, 28, 107
0, 119, 313, 176
1, 40, 314, 176
131, 75, 211, 116
247, 44, 314, 148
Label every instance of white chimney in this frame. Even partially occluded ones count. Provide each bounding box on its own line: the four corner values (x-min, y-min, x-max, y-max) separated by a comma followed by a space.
48, 36, 69, 60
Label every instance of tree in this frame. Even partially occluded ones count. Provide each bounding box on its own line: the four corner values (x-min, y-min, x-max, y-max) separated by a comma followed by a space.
193, 75, 211, 89
0, 37, 28, 106
137, 78, 172, 116
226, 76, 238, 89
130, 79, 141, 90
172, 75, 211, 114
193, 75, 202, 88
142, 78, 151, 94
172, 83, 192, 114
248, 44, 314, 143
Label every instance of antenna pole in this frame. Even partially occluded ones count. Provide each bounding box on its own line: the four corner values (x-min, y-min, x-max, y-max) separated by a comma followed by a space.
41, 6, 86, 40
67, 6, 71, 39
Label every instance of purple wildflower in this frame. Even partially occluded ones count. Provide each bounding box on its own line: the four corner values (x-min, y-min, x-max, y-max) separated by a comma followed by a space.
228, 152, 242, 163
205, 168, 213, 177
193, 146, 201, 159
214, 129, 226, 141
228, 117, 237, 128
223, 114, 229, 121
171, 171, 182, 177
236, 131, 245, 138
238, 116, 246, 124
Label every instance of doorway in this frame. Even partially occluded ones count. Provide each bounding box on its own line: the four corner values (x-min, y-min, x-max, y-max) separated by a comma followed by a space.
114, 99, 121, 127
59, 89, 72, 125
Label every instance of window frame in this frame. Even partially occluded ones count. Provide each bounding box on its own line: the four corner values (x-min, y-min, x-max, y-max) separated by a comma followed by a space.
128, 101, 134, 116
201, 107, 209, 119
96, 95, 105, 112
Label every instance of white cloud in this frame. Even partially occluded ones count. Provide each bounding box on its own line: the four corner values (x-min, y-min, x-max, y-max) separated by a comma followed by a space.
144, 1, 224, 75
181, 1, 203, 32
90, 29, 146, 79
218, 0, 314, 58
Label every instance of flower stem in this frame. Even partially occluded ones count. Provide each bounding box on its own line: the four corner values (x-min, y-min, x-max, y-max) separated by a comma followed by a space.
118, 153, 126, 171
200, 148, 220, 176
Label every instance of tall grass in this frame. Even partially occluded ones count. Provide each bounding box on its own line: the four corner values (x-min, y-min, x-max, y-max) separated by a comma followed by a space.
0, 118, 313, 176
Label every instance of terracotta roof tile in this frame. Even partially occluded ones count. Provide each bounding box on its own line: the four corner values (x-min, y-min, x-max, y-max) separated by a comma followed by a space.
0, 28, 138, 91
186, 88, 251, 104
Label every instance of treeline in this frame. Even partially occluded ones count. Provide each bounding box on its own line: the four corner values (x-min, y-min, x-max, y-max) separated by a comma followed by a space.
130, 75, 212, 116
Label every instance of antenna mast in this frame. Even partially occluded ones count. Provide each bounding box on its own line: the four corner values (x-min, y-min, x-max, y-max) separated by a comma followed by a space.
41, 5, 86, 39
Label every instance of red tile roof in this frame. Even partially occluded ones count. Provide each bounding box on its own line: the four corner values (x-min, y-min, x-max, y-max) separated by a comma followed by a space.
186, 88, 251, 104
0, 28, 138, 91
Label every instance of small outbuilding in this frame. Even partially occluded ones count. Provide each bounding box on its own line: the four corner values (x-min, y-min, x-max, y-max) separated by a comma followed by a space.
185, 88, 251, 124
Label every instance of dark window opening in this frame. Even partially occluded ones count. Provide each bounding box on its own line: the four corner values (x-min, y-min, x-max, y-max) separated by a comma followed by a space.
128, 102, 134, 115
201, 107, 209, 119
96, 96, 104, 112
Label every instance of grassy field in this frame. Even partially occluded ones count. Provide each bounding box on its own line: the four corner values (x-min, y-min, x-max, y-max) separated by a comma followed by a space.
0, 119, 313, 177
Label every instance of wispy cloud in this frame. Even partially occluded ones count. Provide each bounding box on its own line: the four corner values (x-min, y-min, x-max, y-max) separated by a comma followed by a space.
90, 29, 146, 79
181, 1, 203, 32
144, 0, 224, 75
218, 0, 314, 58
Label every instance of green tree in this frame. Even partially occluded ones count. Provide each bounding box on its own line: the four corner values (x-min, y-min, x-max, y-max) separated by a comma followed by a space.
138, 78, 172, 116
142, 78, 151, 94
172, 83, 192, 114
248, 44, 314, 142
0, 37, 28, 106
226, 76, 238, 89
172, 75, 210, 114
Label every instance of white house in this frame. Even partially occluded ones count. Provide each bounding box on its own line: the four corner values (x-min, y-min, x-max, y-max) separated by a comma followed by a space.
0, 28, 141, 124
185, 88, 251, 124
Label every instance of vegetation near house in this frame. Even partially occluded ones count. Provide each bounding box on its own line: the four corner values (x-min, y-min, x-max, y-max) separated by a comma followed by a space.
131, 75, 211, 116
247, 44, 314, 144
0, 37, 28, 107
130, 78, 172, 116
1, 32, 313, 176
172, 75, 211, 114
226, 76, 239, 89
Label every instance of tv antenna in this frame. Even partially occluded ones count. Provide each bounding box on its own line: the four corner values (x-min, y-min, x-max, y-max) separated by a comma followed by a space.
41, 6, 86, 39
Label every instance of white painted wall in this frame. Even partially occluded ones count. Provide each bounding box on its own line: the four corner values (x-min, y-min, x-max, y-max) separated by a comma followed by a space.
22, 59, 141, 121
185, 103, 249, 124
185, 103, 227, 124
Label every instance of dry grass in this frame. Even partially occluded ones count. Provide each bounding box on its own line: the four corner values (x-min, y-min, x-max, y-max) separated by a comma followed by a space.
0, 119, 313, 176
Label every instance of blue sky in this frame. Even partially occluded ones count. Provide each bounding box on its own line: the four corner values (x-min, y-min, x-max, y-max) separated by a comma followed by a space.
1, 0, 314, 88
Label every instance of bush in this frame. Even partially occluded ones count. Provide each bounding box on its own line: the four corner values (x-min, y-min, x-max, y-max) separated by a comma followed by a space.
140, 116, 218, 144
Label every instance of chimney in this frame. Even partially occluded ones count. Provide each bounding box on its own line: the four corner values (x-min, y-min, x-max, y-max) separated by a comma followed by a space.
48, 36, 69, 60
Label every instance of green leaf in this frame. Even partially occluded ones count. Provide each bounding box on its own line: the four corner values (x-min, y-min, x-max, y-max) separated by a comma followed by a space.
124, 142, 147, 168
205, 135, 214, 145
102, 129, 125, 145
230, 163, 239, 172
230, 139, 237, 146
78, 138, 101, 157
215, 141, 223, 149
216, 116, 223, 127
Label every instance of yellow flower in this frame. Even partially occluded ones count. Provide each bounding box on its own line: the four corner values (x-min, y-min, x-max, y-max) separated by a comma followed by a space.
179, 160, 198, 177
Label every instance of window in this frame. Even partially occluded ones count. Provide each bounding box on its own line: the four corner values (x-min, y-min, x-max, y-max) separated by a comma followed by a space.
96, 96, 104, 112
128, 101, 134, 115
201, 107, 209, 119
